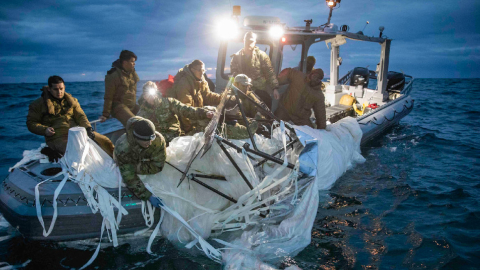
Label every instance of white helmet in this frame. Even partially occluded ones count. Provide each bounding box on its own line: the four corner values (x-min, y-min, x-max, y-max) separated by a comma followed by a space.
234, 74, 252, 86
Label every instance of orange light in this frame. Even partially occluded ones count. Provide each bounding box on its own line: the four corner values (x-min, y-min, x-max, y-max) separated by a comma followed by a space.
327, 1, 335, 7
281, 37, 286, 42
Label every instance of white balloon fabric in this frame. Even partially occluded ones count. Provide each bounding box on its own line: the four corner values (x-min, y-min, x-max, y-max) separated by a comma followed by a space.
34, 127, 128, 270
143, 117, 365, 268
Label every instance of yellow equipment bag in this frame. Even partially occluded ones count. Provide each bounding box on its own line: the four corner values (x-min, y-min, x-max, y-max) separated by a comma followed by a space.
339, 94, 356, 106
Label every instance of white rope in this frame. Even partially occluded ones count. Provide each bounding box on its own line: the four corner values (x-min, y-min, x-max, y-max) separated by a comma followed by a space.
34, 166, 68, 237
79, 219, 106, 270
146, 208, 164, 254
145, 184, 222, 263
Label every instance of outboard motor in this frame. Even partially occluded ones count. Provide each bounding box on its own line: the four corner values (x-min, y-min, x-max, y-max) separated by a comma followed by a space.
386, 71, 405, 92
349, 67, 369, 88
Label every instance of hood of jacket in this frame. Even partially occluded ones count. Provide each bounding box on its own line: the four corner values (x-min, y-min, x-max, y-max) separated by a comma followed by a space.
107, 59, 136, 75
125, 116, 157, 147
41, 87, 76, 115
175, 64, 205, 83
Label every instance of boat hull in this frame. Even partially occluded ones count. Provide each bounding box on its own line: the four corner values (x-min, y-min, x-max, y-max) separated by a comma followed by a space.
0, 95, 414, 241
358, 95, 414, 145
0, 162, 156, 241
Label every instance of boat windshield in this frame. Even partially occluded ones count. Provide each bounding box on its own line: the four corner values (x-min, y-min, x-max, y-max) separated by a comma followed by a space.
280, 43, 304, 71
222, 41, 272, 79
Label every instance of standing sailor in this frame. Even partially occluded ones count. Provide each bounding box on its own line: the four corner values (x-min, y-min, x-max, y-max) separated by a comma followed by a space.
27, 75, 115, 157
99, 50, 140, 127
230, 32, 279, 109
113, 116, 166, 207
274, 68, 327, 129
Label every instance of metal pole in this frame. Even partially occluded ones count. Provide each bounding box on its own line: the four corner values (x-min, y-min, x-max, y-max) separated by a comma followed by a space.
191, 174, 227, 181
231, 86, 296, 134
216, 139, 254, 190
254, 139, 298, 168
232, 87, 258, 151
190, 177, 237, 203
326, 7, 333, 25
216, 135, 295, 169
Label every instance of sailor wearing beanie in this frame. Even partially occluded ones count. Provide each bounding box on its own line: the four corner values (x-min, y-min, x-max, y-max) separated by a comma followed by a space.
113, 116, 166, 207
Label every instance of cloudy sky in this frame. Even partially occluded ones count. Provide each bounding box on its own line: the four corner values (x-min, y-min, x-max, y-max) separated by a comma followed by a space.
0, 0, 478, 84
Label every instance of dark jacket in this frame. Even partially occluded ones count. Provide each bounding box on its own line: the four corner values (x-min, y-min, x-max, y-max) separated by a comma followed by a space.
103, 60, 140, 118
168, 65, 222, 133
27, 88, 91, 143
276, 68, 326, 129
230, 47, 279, 94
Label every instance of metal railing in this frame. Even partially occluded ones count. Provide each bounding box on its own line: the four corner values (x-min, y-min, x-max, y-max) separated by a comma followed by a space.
401, 75, 414, 96
90, 119, 101, 131
337, 70, 352, 85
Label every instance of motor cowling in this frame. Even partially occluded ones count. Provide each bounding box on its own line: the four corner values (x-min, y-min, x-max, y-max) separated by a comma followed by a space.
386, 71, 405, 92
349, 67, 369, 88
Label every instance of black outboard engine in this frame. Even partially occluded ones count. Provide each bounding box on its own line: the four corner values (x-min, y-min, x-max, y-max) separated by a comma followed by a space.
349, 67, 369, 88
386, 71, 405, 92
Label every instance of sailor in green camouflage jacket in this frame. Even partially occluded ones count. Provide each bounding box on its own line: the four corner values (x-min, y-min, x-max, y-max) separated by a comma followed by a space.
138, 81, 214, 145
114, 116, 166, 201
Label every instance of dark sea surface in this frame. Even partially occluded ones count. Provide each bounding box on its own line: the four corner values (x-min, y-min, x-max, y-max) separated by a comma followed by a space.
0, 79, 479, 269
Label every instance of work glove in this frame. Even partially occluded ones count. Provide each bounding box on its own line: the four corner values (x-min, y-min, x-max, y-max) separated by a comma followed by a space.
40, 146, 63, 163
86, 127, 95, 140
148, 196, 164, 208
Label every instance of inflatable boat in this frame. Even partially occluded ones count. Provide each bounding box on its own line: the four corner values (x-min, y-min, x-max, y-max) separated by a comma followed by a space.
0, 4, 414, 268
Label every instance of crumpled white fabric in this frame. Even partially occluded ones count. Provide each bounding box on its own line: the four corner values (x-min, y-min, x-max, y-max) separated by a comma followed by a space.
33, 127, 128, 270
9, 143, 49, 172
143, 117, 365, 269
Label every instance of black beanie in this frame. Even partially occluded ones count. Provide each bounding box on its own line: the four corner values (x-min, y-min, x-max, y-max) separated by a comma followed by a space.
133, 120, 156, 141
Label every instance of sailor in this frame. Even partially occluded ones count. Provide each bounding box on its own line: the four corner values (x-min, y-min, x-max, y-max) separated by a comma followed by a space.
26, 75, 115, 157
168, 59, 233, 135
274, 68, 327, 129
232, 74, 262, 121
99, 50, 140, 127
293, 56, 316, 74
113, 116, 166, 207
230, 32, 279, 109
137, 81, 214, 145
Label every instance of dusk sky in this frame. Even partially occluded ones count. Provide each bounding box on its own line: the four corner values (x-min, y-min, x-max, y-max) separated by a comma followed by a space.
0, 0, 478, 84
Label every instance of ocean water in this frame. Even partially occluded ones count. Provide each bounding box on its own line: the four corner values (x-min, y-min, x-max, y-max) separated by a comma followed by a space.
0, 79, 479, 269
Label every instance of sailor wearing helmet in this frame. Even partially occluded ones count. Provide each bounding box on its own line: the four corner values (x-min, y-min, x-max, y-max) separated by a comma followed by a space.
232, 74, 265, 123
137, 81, 214, 145
113, 116, 166, 207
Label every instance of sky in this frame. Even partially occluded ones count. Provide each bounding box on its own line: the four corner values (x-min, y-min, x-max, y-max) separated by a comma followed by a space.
0, 0, 479, 84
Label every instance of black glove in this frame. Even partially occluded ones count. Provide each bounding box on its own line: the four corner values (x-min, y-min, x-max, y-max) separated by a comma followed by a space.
225, 120, 237, 126
225, 96, 237, 108
86, 127, 95, 140
40, 146, 63, 163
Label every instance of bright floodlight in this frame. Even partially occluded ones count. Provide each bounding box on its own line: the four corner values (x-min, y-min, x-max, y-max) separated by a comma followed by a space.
148, 87, 157, 96
269, 25, 284, 39
216, 18, 238, 40
327, 0, 335, 7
